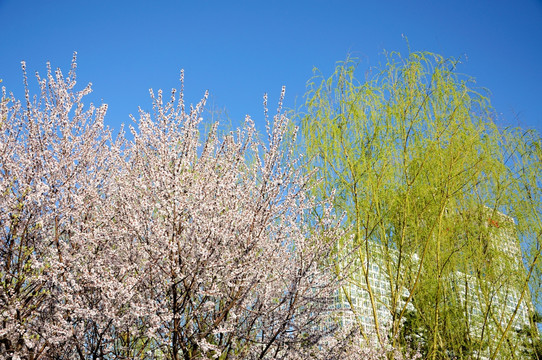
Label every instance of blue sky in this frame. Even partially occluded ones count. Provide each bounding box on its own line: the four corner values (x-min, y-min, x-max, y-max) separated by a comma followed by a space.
1, 0, 541, 136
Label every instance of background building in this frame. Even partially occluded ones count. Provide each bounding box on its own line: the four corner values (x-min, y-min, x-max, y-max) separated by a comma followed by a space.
334, 207, 537, 359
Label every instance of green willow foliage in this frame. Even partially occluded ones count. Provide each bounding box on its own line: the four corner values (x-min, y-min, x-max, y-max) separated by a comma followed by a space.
299, 51, 542, 360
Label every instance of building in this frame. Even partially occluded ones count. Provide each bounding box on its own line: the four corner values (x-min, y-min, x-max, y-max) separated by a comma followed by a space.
333, 241, 413, 336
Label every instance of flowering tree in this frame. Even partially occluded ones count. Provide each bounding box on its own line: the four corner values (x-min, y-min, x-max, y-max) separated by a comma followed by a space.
111, 79, 344, 359
1, 58, 348, 359
0, 55, 131, 358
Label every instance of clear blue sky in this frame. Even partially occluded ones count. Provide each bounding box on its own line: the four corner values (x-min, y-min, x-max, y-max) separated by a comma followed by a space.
1, 0, 541, 136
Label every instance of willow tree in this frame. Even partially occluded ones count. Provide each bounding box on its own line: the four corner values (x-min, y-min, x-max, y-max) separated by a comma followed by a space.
299, 51, 542, 360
